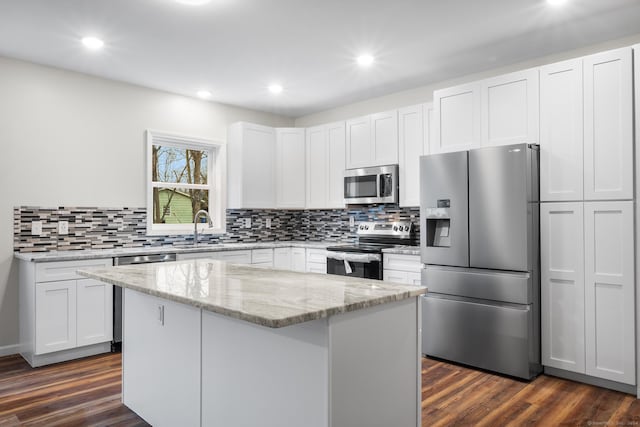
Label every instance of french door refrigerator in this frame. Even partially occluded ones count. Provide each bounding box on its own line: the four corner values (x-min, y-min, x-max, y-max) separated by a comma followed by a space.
420, 143, 542, 380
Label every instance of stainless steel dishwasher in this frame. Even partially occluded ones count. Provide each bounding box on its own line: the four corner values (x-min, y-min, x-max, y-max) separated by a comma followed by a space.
112, 253, 176, 351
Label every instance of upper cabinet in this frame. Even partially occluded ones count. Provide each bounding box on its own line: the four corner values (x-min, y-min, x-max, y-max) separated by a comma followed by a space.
306, 122, 346, 209
431, 82, 481, 154
398, 103, 432, 207
540, 59, 584, 201
346, 111, 398, 169
583, 48, 633, 201
540, 47, 633, 202
276, 128, 306, 209
481, 68, 539, 147
228, 122, 276, 209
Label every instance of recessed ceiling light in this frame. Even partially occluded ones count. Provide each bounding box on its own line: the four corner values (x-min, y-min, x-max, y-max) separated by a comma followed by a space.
547, 0, 568, 6
175, 0, 211, 5
81, 36, 104, 50
268, 84, 283, 95
197, 90, 212, 99
357, 54, 375, 67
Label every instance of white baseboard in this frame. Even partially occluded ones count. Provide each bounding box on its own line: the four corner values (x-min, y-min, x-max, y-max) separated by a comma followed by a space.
0, 344, 20, 357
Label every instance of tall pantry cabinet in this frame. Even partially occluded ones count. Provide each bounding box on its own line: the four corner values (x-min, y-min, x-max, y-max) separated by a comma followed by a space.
540, 47, 636, 387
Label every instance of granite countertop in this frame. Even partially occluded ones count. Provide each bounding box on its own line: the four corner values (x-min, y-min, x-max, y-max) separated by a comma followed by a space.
14, 241, 334, 263
382, 245, 421, 256
78, 259, 427, 328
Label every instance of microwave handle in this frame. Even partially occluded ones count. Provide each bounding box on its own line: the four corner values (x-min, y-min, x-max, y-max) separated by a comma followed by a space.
379, 174, 384, 197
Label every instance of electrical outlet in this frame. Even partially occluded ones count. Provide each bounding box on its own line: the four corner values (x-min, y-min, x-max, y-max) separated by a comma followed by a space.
58, 221, 69, 235
349, 216, 355, 227
265, 217, 271, 229
31, 221, 43, 236
244, 217, 251, 228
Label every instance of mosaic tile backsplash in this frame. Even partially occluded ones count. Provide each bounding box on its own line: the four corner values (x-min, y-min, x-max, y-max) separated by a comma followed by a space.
14, 205, 420, 253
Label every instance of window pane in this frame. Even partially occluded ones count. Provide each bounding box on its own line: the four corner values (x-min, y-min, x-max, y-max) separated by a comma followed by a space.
152, 145, 208, 185
152, 187, 210, 225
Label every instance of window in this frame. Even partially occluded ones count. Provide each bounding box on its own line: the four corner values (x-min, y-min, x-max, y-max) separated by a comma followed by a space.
146, 130, 226, 235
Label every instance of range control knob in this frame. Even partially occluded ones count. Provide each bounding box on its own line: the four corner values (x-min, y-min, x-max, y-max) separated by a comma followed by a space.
393, 225, 398, 231
365, 225, 369, 230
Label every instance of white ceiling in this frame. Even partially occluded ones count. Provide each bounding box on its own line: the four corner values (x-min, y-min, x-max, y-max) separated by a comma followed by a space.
1, 0, 640, 118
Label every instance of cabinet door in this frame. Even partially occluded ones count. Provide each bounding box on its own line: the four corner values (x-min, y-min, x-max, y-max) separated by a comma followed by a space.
273, 247, 292, 271
241, 123, 276, 208
540, 203, 585, 373
583, 48, 633, 201
540, 59, 584, 201
584, 201, 635, 384
431, 82, 481, 153
371, 110, 398, 165
123, 289, 201, 427
77, 278, 113, 347
291, 248, 306, 272
35, 281, 77, 354
218, 250, 252, 264
383, 270, 409, 284
276, 128, 306, 208
306, 126, 327, 209
346, 116, 372, 168
423, 102, 433, 156
327, 122, 346, 208
481, 68, 539, 147
398, 105, 424, 207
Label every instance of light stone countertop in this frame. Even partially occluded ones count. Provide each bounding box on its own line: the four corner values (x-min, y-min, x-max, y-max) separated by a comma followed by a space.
381, 246, 421, 256
14, 241, 335, 263
78, 259, 427, 328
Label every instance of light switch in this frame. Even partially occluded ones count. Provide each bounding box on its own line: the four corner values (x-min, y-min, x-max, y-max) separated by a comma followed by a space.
58, 221, 69, 235
31, 221, 43, 236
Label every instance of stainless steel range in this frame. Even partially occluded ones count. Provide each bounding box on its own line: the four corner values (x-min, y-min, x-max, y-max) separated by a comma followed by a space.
326, 221, 417, 279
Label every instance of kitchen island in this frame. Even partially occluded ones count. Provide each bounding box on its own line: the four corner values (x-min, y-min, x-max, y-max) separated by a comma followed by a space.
78, 259, 426, 427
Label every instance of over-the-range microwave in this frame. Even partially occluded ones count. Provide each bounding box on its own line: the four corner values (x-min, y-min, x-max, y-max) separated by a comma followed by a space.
343, 165, 398, 205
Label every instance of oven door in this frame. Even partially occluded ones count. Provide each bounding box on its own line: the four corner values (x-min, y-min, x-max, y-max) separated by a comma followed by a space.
326, 252, 383, 280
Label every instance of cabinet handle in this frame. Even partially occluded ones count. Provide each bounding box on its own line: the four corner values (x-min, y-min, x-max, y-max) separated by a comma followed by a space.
158, 305, 165, 326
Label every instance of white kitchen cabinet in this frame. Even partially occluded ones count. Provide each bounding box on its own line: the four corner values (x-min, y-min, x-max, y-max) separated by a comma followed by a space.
123, 289, 201, 427
20, 258, 113, 367
540, 59, 584, 201
251, 248, 274, 267
584, 201, 635, 384
306, 125, 328, 209
431, 82, 481, 154
398, 103, 432, 207
276, 128, 306, 208
370, 110, 399, 166
423, 103, 433, 157
345, 116, 371, 168
291, 248, 306, 272
583, 48, 633, 201
306, 249, 327, 274
305, 122, 346, 209
346, 112, 398, 169
480, 68, 539, 147
541, 203, 585, 374
274, 247, 292, 270
228, 122, 276, 209
327, 122, 347, 208
176, 252, 218, 261
217, 250, 252, 264
35, 280, 77, 354
383, 254, 421, 285
77, 278, 113, 347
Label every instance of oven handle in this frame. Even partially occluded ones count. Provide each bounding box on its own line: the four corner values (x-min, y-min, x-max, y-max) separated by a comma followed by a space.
326, 252, 382, 263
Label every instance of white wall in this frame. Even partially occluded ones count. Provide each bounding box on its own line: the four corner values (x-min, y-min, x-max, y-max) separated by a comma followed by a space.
0, 56, 293, 350
295, 32, 640, 127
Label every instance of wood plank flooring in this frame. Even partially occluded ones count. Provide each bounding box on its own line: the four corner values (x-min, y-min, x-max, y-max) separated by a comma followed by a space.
1, 352, 640, 426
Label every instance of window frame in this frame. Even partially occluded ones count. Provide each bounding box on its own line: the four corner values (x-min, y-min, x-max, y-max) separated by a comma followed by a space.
146, 130, 226, 236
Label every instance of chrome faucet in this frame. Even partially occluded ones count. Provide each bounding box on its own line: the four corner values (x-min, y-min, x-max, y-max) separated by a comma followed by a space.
193, 210, 213, 246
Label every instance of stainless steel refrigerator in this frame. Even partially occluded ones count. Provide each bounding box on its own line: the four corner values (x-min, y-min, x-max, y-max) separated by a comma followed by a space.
420, 143, 541, 380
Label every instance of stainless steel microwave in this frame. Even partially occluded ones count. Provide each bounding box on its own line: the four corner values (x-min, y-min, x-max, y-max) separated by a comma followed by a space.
343, 165, 398, 205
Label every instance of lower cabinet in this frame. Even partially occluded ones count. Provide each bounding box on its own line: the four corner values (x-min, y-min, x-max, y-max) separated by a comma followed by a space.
291, 248, 306, 272
20, 258, 113, 367
383, 254, 421, 285
541, 201, 635, 385
274, 247, 292, 270
306, 249, 327, 274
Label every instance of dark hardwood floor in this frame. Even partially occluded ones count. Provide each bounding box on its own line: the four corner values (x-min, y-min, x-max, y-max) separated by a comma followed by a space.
1, 352, 640, 426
